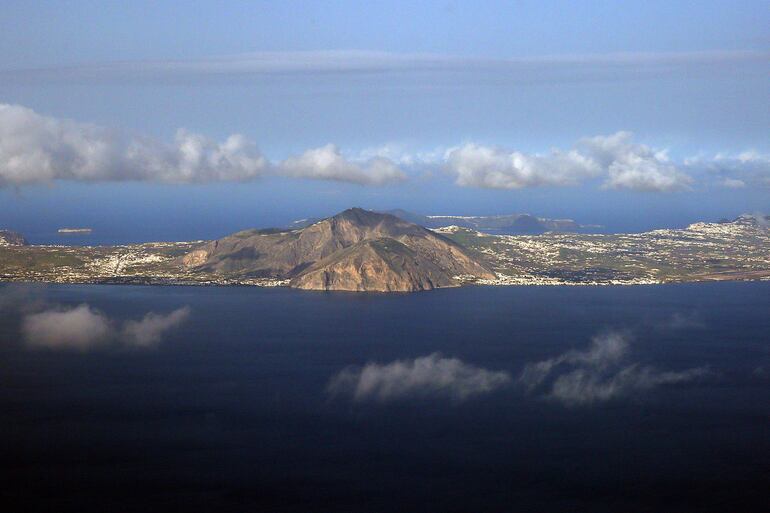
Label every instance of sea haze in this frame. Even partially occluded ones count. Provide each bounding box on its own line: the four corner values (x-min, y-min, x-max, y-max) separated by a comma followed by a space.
0, 282, 768, 512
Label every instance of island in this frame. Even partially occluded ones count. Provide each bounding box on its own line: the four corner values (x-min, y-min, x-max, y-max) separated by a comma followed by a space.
58, 228, 93, 234
1, 208, 768, 292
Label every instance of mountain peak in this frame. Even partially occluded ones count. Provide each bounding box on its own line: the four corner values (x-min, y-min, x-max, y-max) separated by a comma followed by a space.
332, 207, 394, 225
181, 207, 494, 291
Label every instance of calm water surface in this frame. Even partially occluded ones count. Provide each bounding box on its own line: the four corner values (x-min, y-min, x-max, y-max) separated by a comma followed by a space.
1, 283, 768, 512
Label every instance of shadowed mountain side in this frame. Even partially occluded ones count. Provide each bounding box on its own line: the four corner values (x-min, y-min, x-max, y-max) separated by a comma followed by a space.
290, 238, 458, 292
181, 208, 495, 291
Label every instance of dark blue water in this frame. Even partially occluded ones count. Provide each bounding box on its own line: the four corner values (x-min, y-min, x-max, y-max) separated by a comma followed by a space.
1, 283, 768, 512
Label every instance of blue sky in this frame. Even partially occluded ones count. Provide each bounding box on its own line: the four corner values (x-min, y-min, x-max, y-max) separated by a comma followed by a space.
1, 0, 768, 240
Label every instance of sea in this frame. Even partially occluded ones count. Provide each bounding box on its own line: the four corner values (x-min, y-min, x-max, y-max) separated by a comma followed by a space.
0, 282, 768, 512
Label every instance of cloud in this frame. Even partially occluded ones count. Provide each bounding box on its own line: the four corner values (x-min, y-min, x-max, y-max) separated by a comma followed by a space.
519, 330, 630, 390
5, 49, 767, 83
328, 353, 511, 402
3, 102, 762, 193
21, 304, 112, 350
520, 331, 708, 406
580, 132, 693, 192
120, 307, 190, 347
549, 365, 709, 405
357, 143, 446, 168
19, 303, 190, 350
686, 151, 770, 189
446, 132, 693, 192
0, 104, 405, 187
0, 104, 268, 186
278, 144, 406, 185
445, 143, 601, 189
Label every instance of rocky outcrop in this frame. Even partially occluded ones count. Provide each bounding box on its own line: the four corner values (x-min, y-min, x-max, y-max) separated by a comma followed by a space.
182, 208, 495, 292
290, 238, 458, 292
0, 230, 27, 246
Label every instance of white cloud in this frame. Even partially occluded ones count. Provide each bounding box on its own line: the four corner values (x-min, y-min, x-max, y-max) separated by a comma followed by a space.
519, 331, 629, 390
20, 303, 190, 350
0, 104, 268, 186
21, 304, 112, 350
0, 104, 407, 187
3, 102, 763, 193
580, 132, 693, 192
279, 144, 406, 185
141, 130, 268, 183
120, 307, 190, 347
549, 365, 709, 405
328, 353, 511, 402
519, 331, 708, 406
445, 143, 601, 189
446, 132, 693, 192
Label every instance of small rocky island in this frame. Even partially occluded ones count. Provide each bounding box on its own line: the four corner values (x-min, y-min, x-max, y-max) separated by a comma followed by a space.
1, 209, 769, 292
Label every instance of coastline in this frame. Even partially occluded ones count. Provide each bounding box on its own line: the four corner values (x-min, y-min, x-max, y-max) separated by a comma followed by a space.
2, 273, 768, 291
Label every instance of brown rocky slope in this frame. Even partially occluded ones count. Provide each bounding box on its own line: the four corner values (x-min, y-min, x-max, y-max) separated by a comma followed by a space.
0, 230, 27, 247
181, 208, 494, 292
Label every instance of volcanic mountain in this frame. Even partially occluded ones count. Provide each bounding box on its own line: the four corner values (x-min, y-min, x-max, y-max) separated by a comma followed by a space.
181, 208, 495, 292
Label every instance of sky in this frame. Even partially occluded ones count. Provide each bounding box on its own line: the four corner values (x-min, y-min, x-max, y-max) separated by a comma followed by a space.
0, 0, 769, 240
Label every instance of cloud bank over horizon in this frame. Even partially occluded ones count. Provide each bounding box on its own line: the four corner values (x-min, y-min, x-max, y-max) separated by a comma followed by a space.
5, 49, 767, 83
446, 132, 694, 192
328, 353, 511, 402
1, 103, 767, 192
519, 330, 709, 406
685, 151, 770, 190
0, 104, 269, 186
279, 144, 407, 186
0, 104, 405, 188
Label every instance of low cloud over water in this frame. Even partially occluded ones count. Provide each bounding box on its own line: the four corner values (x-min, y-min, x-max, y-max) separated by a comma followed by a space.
2, 285, 190, 351
21, 304, 190, 350
520, 330, 709, 406
328, 353, 511, 402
